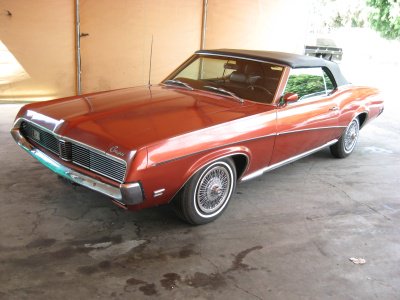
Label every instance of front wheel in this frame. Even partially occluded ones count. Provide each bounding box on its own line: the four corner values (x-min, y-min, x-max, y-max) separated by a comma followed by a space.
330, 118, 360, 158
173, 158, 237, 225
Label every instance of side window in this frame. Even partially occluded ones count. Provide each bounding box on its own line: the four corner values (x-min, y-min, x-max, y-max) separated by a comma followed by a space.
323, 70, 335, 93
284, 67, 334, 100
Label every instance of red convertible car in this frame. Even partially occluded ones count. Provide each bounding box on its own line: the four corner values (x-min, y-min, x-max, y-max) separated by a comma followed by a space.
11, 49, 384, 224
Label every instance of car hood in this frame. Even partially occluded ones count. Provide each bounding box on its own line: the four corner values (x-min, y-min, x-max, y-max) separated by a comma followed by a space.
19, 85, 264, 155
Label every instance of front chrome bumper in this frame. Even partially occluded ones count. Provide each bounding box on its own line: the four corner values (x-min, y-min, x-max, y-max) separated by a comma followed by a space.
10, 127, 144, 206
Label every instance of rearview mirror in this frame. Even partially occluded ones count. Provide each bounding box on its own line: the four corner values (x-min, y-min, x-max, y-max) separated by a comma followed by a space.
282, 92, 299, 103
224, 63, 238, 70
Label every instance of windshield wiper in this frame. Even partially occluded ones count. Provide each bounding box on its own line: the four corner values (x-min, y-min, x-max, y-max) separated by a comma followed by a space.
204, 86, 243, 103
164, 79, 194, 90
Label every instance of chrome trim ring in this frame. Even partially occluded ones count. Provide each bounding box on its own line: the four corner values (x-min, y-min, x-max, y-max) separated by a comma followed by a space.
277, 125, 347, 136
194, 161, 234, 218
344, 118, 359, 153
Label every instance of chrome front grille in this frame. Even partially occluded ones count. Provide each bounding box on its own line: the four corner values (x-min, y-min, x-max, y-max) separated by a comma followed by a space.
21, 122, 59, 155
72, 144, 126, 182
59, 140, 72, 160
20, 121, 126, 183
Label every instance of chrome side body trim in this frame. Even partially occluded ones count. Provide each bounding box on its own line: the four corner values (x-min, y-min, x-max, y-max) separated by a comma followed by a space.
277, 126, 346, 136
154, 133, 275, 166
154, 125, 343, 167
10, 126, 144, 205
241, 139, 338, 182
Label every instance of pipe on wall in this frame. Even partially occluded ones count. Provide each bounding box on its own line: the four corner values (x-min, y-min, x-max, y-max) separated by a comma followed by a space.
75, 0, 81, 95
200, 0, 208, 50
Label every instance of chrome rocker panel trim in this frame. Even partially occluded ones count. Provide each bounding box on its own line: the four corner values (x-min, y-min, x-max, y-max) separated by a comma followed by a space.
10, 127, 144, 206
241, 139, 338, 182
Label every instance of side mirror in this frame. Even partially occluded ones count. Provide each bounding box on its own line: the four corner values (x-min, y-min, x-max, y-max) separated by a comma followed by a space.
281, 92, 299, 104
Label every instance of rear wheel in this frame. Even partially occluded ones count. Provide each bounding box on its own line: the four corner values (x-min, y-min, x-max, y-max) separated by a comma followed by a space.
330, 118, 360, 158
173, 158, 236, 225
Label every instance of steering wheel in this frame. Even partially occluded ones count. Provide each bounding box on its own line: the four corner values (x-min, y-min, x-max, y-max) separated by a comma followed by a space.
246, 85, 273, 96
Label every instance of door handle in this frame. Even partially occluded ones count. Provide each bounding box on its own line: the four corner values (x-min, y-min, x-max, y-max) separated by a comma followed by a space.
329, 106, 339, 111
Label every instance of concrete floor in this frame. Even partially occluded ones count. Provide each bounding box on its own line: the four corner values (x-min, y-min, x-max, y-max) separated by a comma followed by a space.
0, 99, 399, 300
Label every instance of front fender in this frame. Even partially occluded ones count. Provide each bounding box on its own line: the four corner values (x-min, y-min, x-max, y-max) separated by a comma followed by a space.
184, 146, 251, 183
124, 145, 252, 211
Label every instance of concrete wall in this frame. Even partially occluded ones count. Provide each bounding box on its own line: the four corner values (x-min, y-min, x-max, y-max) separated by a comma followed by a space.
0, 0, 310, 101
79, 0, 203, 93
0, 0, 75, 101
205, 0, 310, 53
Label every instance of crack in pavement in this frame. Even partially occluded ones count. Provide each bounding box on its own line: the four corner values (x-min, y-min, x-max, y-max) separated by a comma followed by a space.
318, 177, 391, 221
233, 282, 264, 300
30, 208, 57, 235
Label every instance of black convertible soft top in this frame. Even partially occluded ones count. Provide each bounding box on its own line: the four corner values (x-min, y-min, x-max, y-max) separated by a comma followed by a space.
196, 49, 349, 87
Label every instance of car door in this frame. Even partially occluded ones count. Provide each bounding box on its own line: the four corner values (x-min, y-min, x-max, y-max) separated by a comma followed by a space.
269, 67, 341, 165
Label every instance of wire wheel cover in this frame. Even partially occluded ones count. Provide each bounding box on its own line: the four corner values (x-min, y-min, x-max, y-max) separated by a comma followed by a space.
344, 120, 359, 152
196, 165, 231, 214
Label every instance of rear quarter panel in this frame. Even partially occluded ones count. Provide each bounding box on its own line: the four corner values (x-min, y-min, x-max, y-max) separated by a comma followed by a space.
335, 85, 383, 130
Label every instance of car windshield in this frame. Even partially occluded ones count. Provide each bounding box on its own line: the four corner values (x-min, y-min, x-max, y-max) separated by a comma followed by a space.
164, 55, 284, 104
